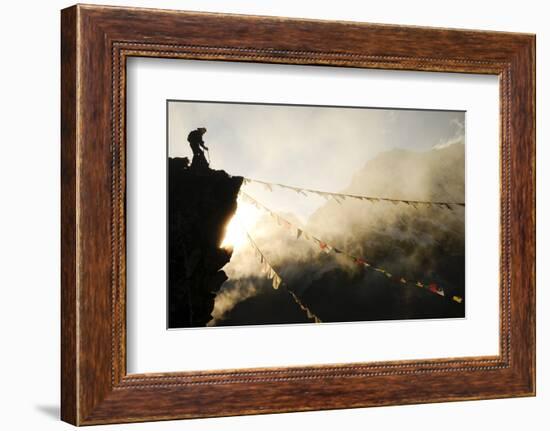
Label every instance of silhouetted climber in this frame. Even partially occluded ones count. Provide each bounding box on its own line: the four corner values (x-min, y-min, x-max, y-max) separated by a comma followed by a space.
188, 127, 209, 170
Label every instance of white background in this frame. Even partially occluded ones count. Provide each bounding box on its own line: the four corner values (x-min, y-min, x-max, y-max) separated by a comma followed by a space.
127, 59, 499, 373
0, 0, 547, 430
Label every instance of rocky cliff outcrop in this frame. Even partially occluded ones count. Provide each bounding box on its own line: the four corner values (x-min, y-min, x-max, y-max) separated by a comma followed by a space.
168, 158, 242, 328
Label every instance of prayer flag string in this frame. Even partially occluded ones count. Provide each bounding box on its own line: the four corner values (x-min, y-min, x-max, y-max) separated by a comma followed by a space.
240, 191, 463, 304
242, 177, 465, 210
245, 230, 322, 323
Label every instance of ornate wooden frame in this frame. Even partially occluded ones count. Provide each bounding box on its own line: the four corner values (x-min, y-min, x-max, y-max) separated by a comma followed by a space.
61, 4, 535, 425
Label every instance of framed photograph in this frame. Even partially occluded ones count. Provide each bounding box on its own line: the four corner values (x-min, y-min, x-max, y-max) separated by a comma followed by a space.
61, 4, 535, 425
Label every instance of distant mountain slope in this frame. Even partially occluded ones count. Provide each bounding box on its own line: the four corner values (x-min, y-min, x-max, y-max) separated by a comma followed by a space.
302, 143, 465, 316
347, 142, 465, 202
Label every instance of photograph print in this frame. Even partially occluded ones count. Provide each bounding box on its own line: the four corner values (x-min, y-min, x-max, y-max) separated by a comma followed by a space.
167, 100, 466, 329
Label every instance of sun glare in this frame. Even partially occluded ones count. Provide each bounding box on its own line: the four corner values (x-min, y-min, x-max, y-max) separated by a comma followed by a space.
221, 200, 260, 250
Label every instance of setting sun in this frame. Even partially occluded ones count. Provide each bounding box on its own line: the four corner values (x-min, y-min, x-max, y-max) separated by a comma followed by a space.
221, 198, 261, 250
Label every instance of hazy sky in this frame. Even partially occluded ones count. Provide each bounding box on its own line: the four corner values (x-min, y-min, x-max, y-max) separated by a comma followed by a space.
168, 101, 464, 222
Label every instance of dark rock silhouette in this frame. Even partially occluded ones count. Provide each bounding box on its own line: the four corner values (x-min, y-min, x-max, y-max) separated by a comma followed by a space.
168, 157, 243, 328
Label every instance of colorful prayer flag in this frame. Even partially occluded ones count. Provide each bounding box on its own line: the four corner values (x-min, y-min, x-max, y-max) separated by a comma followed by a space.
318, 241, 332, 253
428, 283, 445, 296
